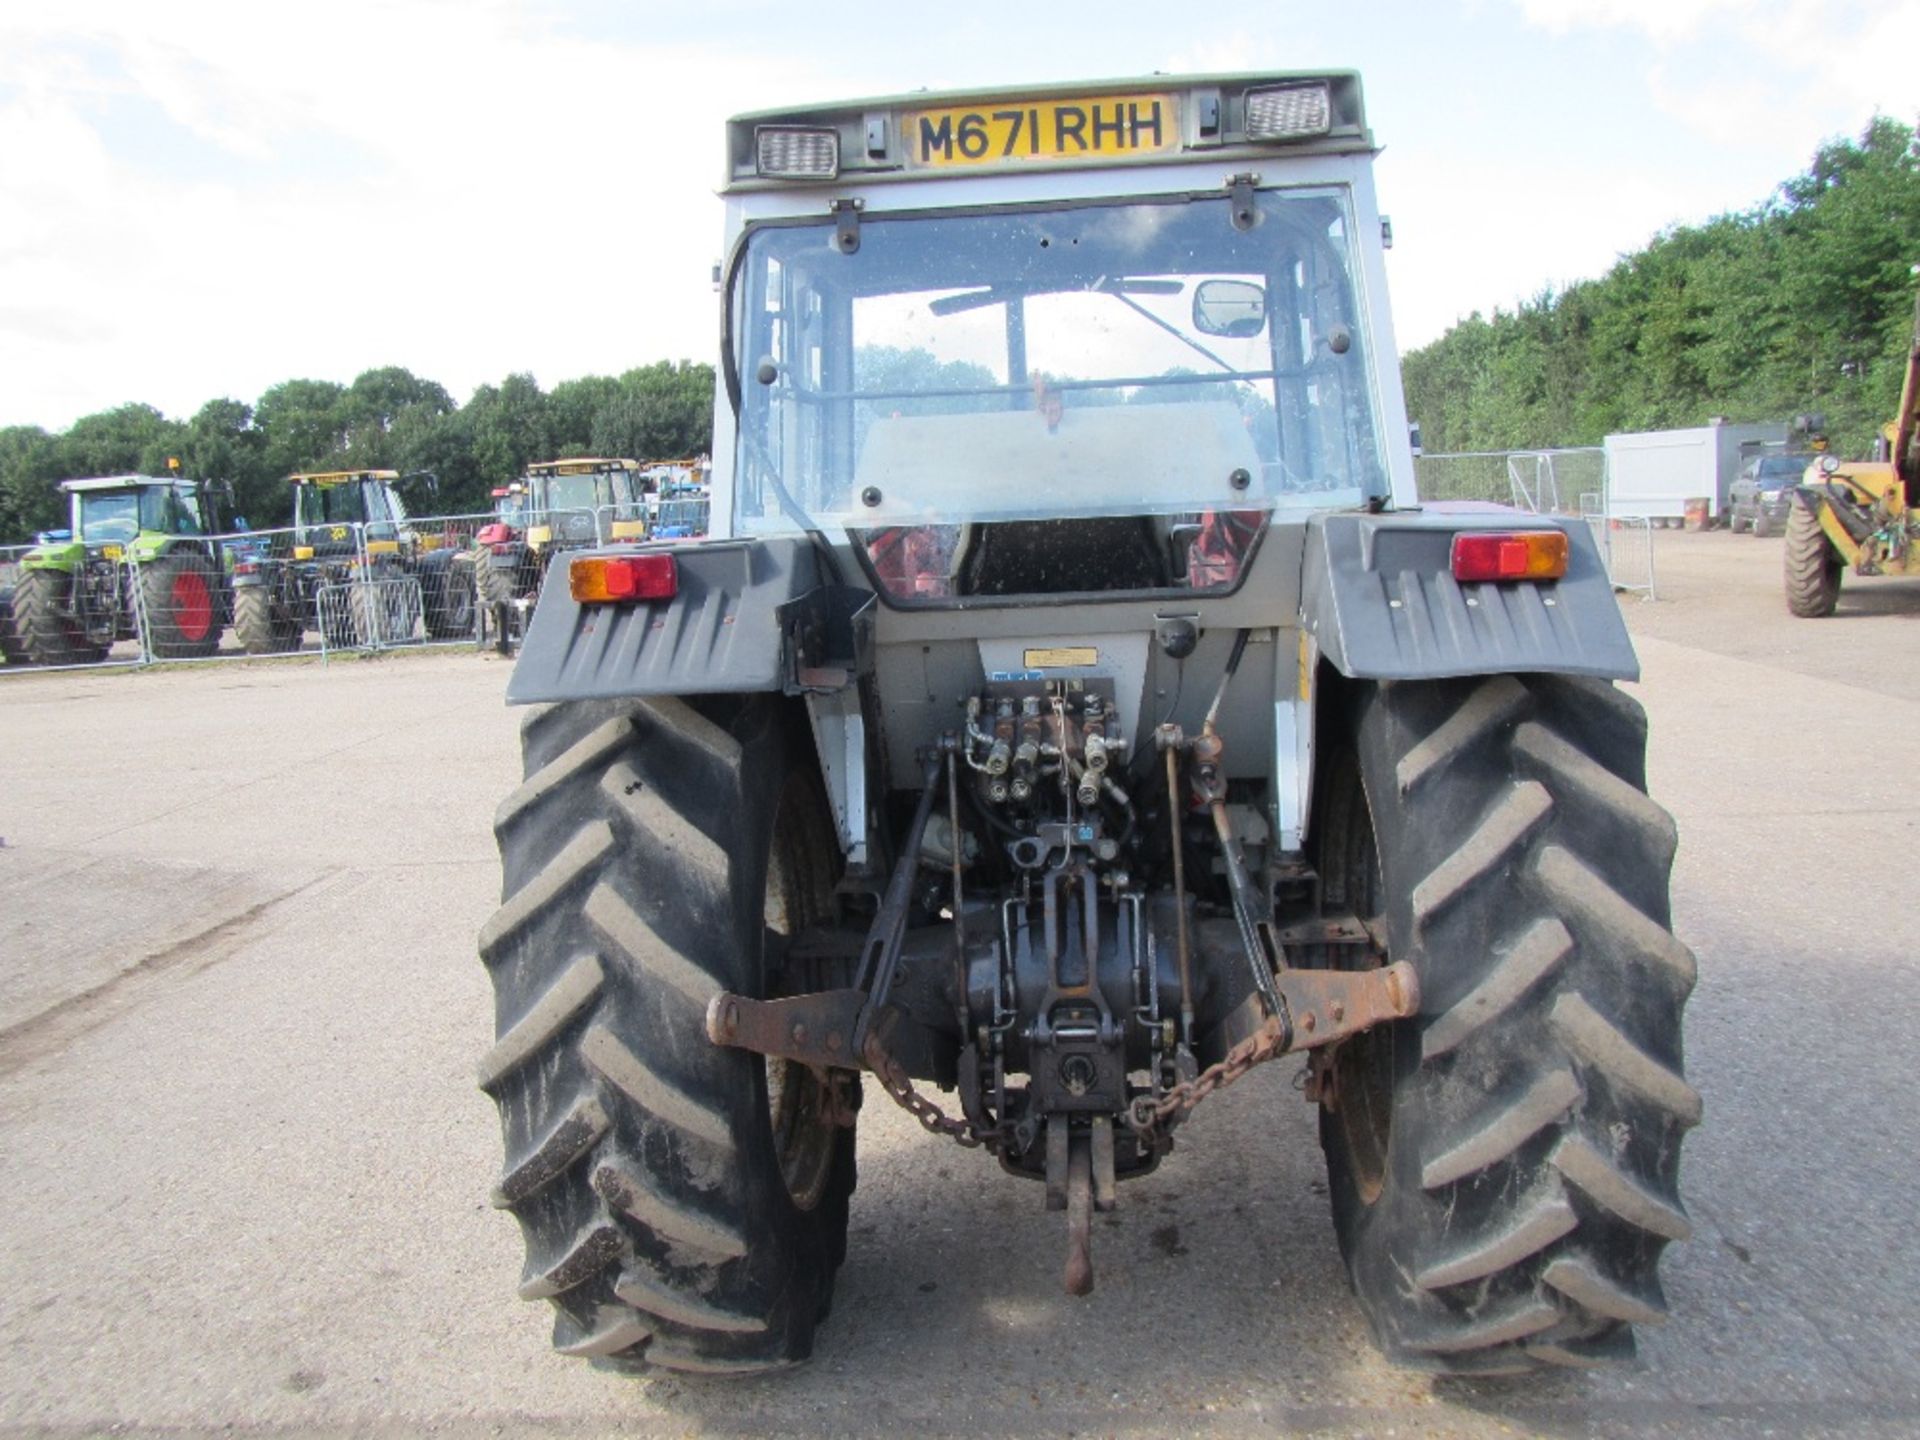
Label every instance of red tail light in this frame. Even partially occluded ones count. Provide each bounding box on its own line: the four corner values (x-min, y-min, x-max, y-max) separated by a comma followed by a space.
1450, 530, 1569, 583
570, 553, 678, 604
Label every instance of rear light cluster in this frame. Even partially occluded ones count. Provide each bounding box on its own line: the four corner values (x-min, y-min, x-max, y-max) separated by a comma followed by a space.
1449, 530, 1569, 583
569, 553, 678, 604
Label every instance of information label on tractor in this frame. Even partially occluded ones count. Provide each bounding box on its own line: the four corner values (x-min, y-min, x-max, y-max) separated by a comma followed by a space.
904, 94, 1178, 168
1025, 646, 1099, 669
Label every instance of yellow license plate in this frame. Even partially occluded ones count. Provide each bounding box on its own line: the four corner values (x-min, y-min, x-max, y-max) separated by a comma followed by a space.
102, 545, 123, 560
905, 93, 1178, 169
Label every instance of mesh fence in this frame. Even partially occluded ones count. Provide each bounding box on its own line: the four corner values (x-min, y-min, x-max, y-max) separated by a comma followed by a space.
1414, 449, 1607, 517
0, 545, 28, 667
0, 510, 497, 676
399, 512, 485, 647
1416, 448, 1653, 598
0, 540, 156, 673
649, 496, 710, 538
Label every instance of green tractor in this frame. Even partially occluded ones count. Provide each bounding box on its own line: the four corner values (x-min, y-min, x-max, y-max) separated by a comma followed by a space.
233, 469, 475, 653
4, 474, 233, 665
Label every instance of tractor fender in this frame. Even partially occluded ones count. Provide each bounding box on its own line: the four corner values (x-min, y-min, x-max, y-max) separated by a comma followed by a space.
504, 536, 873, 705
1790, 482, 1874, 546
1298, 509, 1638, 682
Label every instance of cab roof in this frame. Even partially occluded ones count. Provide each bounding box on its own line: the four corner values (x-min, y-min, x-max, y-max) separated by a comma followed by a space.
60, 474, 193, 493
289, 470, 399, 486
724, 70, 1371, 191
526, 458, 640, 475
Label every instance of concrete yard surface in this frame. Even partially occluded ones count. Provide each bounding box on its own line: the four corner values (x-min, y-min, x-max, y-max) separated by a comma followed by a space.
1, 534, 1917, 1438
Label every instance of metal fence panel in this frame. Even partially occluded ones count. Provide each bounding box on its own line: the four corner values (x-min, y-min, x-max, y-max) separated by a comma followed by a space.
1417, 447, 1654, 598
0, 541, 150, 674
0, 544, 29, 667
593, 503, 651, 545
650, 496, 710, 539
402, 512, 486, 647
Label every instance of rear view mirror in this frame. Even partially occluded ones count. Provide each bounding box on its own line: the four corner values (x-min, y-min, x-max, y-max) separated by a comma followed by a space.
1193, 279, 1266, 338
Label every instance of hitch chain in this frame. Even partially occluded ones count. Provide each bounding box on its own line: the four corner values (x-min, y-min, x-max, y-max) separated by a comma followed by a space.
859, 1016, 1294, 1151
862, 1031, 989, 1148
1128, 1013, 1290, 1138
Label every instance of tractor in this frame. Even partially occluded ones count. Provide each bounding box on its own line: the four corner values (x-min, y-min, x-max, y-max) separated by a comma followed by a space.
6, 472, 233, 664
233, 469, 474, 652
1784, 296, 1920, 615
479, 73, 1698, 1378
474, 458, 650, 634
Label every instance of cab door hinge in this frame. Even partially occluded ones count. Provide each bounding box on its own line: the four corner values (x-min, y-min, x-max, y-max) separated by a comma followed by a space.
832, 197, 864, 254
1226, 173, 1260, 232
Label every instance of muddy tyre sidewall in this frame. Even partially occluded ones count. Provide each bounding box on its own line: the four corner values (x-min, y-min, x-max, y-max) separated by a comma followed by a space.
482, 696, 855, 1373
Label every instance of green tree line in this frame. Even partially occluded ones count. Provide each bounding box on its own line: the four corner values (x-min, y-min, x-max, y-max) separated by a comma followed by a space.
1403, 116, 1920, 459
0, 361, 714, 540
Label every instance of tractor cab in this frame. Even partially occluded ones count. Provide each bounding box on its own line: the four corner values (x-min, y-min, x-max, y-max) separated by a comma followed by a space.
715, 77, 1410, 602
57, 476, 218, 558
474, 460, 647, 621
522, 458, 648, 548
290, 470, 413, 558
491, 482, 528, 522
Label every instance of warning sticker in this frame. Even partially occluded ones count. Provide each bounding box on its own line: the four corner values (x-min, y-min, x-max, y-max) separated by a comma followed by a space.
1024, 646, 1099, 669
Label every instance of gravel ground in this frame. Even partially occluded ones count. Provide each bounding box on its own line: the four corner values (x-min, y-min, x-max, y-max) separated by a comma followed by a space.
0, 535, 1915, 1438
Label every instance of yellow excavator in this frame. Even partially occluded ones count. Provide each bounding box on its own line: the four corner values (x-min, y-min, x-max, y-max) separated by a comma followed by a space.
1785, 293, 1920, 616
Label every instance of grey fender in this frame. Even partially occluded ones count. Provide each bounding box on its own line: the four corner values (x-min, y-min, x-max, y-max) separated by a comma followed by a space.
504, 536, 874, 705
1298, 509, 1639, 682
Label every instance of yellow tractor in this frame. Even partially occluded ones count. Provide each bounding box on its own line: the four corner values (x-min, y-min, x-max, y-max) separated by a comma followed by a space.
1786, 297, 1920, 616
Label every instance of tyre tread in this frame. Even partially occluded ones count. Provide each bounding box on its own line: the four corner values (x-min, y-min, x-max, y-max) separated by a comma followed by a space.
1784, 502, 1841, 617
1320, 674, 1694, 1372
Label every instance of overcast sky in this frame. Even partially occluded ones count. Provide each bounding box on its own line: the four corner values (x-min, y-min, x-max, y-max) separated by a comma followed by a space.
1, 0, 1913, 431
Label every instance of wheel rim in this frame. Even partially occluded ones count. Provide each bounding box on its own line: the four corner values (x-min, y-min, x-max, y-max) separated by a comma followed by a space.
171, 569, 213, 640
763, 774, 839, 1212
1327, 764, 1395, 1207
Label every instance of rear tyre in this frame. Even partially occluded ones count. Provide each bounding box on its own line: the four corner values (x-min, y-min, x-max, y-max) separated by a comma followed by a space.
350, 571, 420, 647
480, 696, 855, 1373
139, 552, 222, 658
233, 586, 302, 654
14, 568, 107, 666
1784, 504, 1841, 617
317, 576, 357, 649
421, 553, 477, 639
478, 555, 518, 608
0, 585, 27, 665
1315, 674, 1697, 1374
